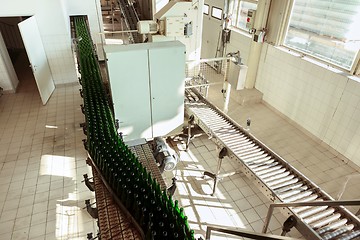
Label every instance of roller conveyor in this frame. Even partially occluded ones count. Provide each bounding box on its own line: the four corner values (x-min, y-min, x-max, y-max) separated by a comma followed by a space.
185, 89, 360, 240
117, 0, 142, 43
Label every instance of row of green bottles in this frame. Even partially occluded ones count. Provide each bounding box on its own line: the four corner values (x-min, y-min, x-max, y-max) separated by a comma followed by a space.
74, 16, 195, 240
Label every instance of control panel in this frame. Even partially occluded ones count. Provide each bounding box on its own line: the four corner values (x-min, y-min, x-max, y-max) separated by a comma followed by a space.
246, 9, 256, 29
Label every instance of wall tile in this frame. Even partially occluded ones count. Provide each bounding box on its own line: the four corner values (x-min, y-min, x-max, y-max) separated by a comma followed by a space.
256, 45, 360, 167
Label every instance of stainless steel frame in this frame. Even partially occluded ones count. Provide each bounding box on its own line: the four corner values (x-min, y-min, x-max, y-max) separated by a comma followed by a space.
263, 200, 360, 234
205, 225, 297, 240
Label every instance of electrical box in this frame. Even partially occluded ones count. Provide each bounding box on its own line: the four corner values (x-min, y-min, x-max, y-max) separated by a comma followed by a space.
246, 9, 256, 29
165, 17, 187, 37
184, 22, 192, 36
104, 41, 185, 141
137, 20, 158, 34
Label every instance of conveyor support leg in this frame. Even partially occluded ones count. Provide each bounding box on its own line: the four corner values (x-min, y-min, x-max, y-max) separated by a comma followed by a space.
203, 147, 227, 196
186, 115, 195, 150
281, 216, 297, 236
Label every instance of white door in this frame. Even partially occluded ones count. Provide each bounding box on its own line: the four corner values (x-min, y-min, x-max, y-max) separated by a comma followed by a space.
18, 16, 55, 105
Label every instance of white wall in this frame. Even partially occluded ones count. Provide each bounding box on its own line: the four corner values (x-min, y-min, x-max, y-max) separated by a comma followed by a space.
0, 32, 18, 91
0, 0, 104, 90
256, 45, 360, 167
66, 0, 105, 58
202, 0, 252, 64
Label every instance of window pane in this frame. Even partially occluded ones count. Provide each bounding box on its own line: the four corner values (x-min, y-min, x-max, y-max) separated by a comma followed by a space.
232, 1, 257, 31
203, 4, 209, 15
156, 0, 169, 12
230, 0, 240, 25
284, 0, 360, 70
212, 7, 223, 20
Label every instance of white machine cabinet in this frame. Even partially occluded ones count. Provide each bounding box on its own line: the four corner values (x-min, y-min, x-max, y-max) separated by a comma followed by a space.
104, 41, 185, 141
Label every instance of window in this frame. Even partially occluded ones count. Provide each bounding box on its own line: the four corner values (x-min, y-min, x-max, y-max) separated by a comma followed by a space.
211, 7, 222, 20
156, 0, 169, 12
203, 4, 209, 15
230, 0, 258, 31
284, 0, 360, 71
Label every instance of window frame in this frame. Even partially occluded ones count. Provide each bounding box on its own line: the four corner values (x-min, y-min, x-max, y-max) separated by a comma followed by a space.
281, 0, 360, 75
229, 0, 258, 33
211, 6, 223, 20
203, 4, 209, 15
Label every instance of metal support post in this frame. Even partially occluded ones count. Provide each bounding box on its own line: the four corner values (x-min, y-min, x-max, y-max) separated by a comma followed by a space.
186, 115, 195, 150
203, 147, 227, 196
222, 81, 231, 113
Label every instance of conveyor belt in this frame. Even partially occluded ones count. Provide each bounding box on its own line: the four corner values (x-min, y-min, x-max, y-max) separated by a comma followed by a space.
117, 0, 142, 43
93, 168, 142, 240
129, 143, 167, 191
185, 89, 360, 240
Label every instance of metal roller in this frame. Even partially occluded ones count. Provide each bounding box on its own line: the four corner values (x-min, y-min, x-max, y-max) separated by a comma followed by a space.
258, 167, 287, 179
274, 182, 305, 195
277, 185, 309, 199
251, 162, 280, 173
265, 174, 296, 187
317, 219, 349, 235
303, 208, 336, 224
311, 213, 342, 229
248, 157, 275, 167
297, 206, 328, 219
243, 154, 272, 164
336, 230, 360, 240
322, 225, 354, 240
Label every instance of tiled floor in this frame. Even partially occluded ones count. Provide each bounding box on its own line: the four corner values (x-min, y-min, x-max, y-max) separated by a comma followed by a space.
0, 56, 97, 239
0, 54, 359, 240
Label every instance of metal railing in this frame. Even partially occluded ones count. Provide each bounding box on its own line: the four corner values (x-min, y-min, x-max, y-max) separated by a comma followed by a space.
185, 56, 235, 113
205, 225, 297, 240
262, 199, 360, 234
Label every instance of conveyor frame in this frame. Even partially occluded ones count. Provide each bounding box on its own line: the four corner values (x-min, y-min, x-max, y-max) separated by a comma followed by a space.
185, 88, 360, 240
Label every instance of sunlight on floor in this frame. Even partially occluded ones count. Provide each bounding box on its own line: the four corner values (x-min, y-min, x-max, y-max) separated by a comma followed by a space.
40, 155, 76, 179
170, 148, 248, 239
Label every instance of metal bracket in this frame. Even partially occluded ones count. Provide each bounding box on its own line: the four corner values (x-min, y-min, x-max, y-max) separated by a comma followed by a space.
167, 177, 177, 197
80, 122, 87, 135
281, 216, 297, 236
85, 199, 98, 219
83, 174, 95, 192
80, 104, 85, 114
82, 139, 88, 151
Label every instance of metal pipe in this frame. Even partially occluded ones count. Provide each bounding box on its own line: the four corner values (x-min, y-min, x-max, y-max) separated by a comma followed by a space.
184, 82, 223, 89
186, 56, 235, 64
262, 200, 360, 234
99, 30, 138, 34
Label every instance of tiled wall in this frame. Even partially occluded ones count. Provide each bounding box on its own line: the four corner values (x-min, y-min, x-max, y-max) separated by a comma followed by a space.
256, 44, 360, 167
